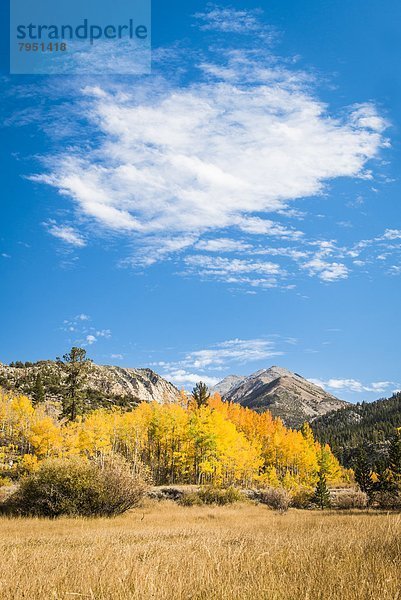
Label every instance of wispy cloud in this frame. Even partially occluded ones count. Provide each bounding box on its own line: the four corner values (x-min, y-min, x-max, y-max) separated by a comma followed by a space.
46, 221, 86, 248
194, 238, 252, 253
183, 255, 284, 288
20, 9, 389, 292
153, 337, 286, 388
35, 80, 384, 245
62, 315, 111, 347
302, 258, 349, 282
309, 377, 395, 394
193, 5, 274, 40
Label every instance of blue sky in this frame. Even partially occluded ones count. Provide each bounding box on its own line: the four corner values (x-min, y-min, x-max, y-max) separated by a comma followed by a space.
1, 0, 400, 403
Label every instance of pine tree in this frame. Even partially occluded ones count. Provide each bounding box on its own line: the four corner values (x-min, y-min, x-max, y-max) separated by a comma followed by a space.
313, 469, 331, 510
388, 429, 401, 480
57, 347, 92, 421
32, 374, 45, 404
354, 446, 373, 500
191, 382, 210, 408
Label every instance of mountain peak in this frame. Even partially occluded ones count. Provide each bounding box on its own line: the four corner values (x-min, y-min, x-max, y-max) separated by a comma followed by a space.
213, 365, 348, 428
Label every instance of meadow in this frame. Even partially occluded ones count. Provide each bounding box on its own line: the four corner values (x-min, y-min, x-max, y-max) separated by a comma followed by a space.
1, 502, 400, 600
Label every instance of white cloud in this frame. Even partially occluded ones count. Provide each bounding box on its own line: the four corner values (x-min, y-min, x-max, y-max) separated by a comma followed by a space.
193, 5, 271, 37
382, 229, 401, 240
185, 338, 283, 369
163, 369, 220, 388
238, 217, 303, 239
155, 338, 283, 376
302, 258, 349, 282
195, 238, 252, 253
156, 337, 292, 389
185, 255, 282, 275
183, 255, 284, 288
21, 14, 391, 293
309, 377, 394, 394
33, 54, 386, 270
62, 314, 111, 347
46, 222, 86, 248
96, 329, 111, 338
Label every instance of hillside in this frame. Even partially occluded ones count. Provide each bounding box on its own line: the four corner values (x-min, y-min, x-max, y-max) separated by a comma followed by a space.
311, 392, 401, 468
213, 366, 348, 428
0, 361, 180, 409
1, 360, 348, 428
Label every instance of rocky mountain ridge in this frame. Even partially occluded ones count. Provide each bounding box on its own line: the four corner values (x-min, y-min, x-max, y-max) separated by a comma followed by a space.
0, 361, 180, 407
1, 360, 348, 427
213, 366, 348, 428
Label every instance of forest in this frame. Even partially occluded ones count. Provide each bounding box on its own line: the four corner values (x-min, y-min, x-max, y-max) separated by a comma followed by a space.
0, 388, 346, 490
311, 393, 401, 468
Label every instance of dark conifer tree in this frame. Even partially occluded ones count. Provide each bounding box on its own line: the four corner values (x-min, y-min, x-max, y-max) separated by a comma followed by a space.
313, 469, 331, 510
191, 382, 210, 408
354, 446, 374, 500
57, 347, 92, 421
32, 374, 45, 404
388, 430, 401, 480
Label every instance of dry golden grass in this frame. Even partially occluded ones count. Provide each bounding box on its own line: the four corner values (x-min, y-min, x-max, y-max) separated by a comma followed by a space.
1, 502, 401, 600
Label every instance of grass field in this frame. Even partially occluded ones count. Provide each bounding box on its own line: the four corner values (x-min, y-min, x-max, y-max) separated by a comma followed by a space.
1, 502, 401, 600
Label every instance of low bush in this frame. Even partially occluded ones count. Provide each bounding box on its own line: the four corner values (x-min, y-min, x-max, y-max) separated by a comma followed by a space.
374, 489, 401, 510
178, 492, 204, 506
258, 487, 291, 512
2, 454, 149, 517
291, 487, 315, 509
198, 486, 242, 506
178, 486, 242, 506
333, 489, 368, 510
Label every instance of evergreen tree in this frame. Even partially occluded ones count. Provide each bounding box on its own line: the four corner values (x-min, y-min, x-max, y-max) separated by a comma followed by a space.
32, 374, 45, 404
313, 469, 331, 510
57, 348, 92, 421
388, 429, 401, 480
354, 446, 374, 500
191, 382, 210, 408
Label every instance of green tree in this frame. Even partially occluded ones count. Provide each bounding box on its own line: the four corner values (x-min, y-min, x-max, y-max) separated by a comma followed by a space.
354, 446, 374, 501
388, 430, 401, 481
57, 347, 92, 421
32, 374, 45, 404
313, 469, 331, 510
191, 382, 210, 408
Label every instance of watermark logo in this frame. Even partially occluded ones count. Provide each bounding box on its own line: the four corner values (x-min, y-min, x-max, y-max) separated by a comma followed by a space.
10, 0, 151, 74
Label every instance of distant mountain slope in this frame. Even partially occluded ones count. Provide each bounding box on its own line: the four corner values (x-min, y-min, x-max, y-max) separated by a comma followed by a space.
0, 361, 180, 408
311, 392, 401, 467
213, 374, 245, 397
213, 366, 348, 428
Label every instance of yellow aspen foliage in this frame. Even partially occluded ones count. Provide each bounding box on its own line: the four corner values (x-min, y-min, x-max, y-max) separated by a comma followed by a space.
0, 390, 349, 488
77, 410, 115, 457
27, 416, 63, 458
21, 453, 39, 473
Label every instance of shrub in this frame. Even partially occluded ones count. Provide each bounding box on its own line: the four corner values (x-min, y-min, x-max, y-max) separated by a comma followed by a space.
178, 492, 204, 507
291, 487, 314, 509
197, 486, 242, 506
3, 454, 149, 517
374, 489, 401, 510
258, 487, 291, 512
149, 487, 184, 501
333, 489, 368, 510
